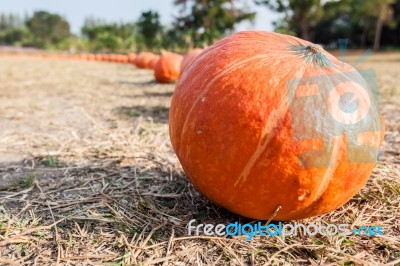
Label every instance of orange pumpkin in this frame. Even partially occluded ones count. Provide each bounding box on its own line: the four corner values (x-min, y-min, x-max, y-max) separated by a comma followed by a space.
149, 55, 160, 70
110, 54, 120, 63
180, 48, 203, 74
154, 51, 183, 83
135, 52, 157, 69
118, 54, 129, 63
128, 53, 137, 64
95, 54, 104, 61
106, 54, 114, 62
87, 54, 96, 61
70, 54, 79, 60
169, 31, 384, 221
134, 53, 144, 67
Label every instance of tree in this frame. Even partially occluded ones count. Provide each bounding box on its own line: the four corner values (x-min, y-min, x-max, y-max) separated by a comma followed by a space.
370, 0, 396, 50
309, 0, 355, 47
328, 0, 396, 50
173, 0, 256, 47
0, 13, 24, 31
161, 27, 188, 51
81, 18, 135, 52
255, 0, 325, 40
0, 13, 30, 45
136, 11, 163, 50
26, 11, 71, 47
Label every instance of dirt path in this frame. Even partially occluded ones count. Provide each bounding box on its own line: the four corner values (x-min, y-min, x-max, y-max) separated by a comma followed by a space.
0, 58, 174, 163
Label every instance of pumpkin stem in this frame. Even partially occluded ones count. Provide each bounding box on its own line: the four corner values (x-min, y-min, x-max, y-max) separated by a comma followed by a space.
307, 44, 323, 54
290, 43, 332, 68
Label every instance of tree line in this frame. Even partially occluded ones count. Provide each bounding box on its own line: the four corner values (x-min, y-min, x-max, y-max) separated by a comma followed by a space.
1, 0, 399, 52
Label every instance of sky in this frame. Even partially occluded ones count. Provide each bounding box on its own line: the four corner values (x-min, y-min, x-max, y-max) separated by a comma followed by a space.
0, 0, 280, 34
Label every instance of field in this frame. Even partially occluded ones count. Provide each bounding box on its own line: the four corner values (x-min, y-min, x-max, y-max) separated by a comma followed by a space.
0, 53, 399, 265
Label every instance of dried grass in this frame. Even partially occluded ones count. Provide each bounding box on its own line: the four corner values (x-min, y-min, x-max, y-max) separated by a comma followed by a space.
0, 54, 399, 265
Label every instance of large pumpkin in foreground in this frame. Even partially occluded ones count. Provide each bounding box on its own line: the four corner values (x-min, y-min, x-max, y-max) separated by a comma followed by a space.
180, 48, 203, 74
154, 51, 183, 83
169, 31, 384, 221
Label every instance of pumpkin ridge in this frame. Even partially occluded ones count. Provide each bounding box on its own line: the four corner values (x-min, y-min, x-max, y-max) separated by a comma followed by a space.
232, 63, 308, 189
283, 136, 344, 219
179, 54, 272, 152
178, 38, 244, 80
233, 103, 290, 188
312, 136, 343, 198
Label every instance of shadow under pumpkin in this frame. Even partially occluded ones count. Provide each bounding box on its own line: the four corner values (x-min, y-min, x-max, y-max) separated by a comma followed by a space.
116, 105, 170, 124
0, 157, 238, 241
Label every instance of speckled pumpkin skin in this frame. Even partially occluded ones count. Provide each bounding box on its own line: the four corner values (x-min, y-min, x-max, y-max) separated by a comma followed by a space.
169, 31, 384, 221
180, 48, 204, 74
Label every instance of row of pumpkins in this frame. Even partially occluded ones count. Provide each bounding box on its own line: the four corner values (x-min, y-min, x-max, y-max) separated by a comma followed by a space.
1, 31, 385, 221
0, 49, 203, 84
134, 49, 203, 83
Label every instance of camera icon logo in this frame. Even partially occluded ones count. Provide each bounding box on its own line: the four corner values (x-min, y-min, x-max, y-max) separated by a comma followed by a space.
287, 69, 382, 168
327, 80, 371, 125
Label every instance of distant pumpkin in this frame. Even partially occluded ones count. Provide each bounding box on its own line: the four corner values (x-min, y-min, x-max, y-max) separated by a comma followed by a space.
149, 55, 160, 70
110, 54, 119, 62
95, 54, 104, 61
180, 48, 203, 74
154, 51, 183, 83
128, 53, 137, 64
169, 31, 385, 221
103, 54, 112, 62
87, 54, 96, 61
135, 52, 157, 69
118, 55, 129, 63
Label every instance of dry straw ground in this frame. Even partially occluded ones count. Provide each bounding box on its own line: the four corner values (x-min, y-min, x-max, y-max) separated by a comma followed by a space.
0, 53, 399, 265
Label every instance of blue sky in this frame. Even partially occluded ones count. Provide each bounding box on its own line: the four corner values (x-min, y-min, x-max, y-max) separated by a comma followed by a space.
0, 0, 279, 34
